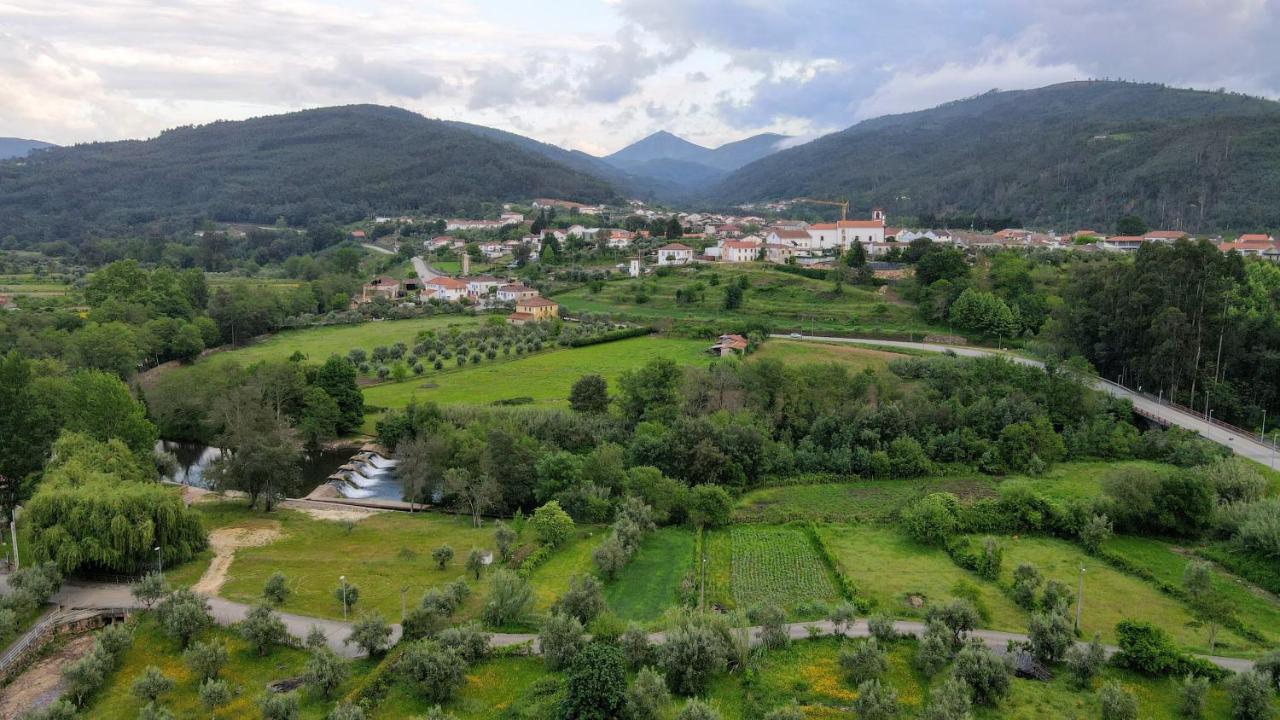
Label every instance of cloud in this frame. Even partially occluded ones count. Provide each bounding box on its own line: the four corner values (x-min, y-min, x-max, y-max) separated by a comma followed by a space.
578, 27, 690, 102
312, 55, 444, 99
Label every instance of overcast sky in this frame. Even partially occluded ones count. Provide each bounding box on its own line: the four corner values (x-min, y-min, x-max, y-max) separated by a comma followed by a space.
3, 0, 1278, 154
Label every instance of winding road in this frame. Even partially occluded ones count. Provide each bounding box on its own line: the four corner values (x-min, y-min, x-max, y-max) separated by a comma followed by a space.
774, 334, 1280, 471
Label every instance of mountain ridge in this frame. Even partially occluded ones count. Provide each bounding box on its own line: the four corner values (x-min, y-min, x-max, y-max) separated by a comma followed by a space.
0, 138, 56, 160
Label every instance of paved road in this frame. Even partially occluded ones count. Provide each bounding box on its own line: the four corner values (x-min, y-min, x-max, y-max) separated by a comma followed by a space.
31, 581, 1255, 671
775, 334, 1279, 471
411, 255, 440, 285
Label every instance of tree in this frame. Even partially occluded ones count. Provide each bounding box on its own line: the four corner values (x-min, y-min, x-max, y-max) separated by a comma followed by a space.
465, 548, 486, 580
1180, 673, 1210, 720
1065, 633, 1106, 688
829, 602, 857, 637
1011, 563, 1043, 609
131, 665, 174, 703
921, 676, 972, 720
902, 493, 960, 545
61, 647, 107, 705
157, 589, 212, 649
916, 248, 968, 286
560, 642, 628, 720
950, 641, 1010, 706
1116, 215, 1148, 236
916, 620, 954, 676
483, 570, 532, 626
687, 485, 733, 528
304, 648, 349, 699
314, 355, 364, 433
926, 600, 980, 650
839, 638, 886, 684
620, 624, 652, 670
975, 536, 1003, 580
675, 700, 720, 720
132, 572, 170, 610
553, 575, 606, 624
400, 640, 466, 703
616, 358, 683, 425
327, 704, 366, 720
1100, 681, 1138, 720
432, 544, 454, 569
138, 703, 175, 720
754, 603, 789, 650
298, 387, 341, 451
183, 640, 228, 681
852, 679, 898, 720
722, 283, 743, 310
626, 667, 670, 720
346, 613, 391, 657
1079, 514, 1114, 554
540, 612, 586, 670
334, 581, 359, 613
260, 692, 299, 720
239, 603, 288, 656
207, 387, 301, 511
1183, 561, 1214, 606
868, 613, 898, 644
660, 612, 728, 696
1027, 608, 1073, 662
1227, 670, 1274, 720
530, 501, 574, 547
569, 374, 610, 414
198, 677, 232, 719
263, 572, 289, 605
592, 537, 628, 580
443, 468, 499, 528
438, 622, 490, 665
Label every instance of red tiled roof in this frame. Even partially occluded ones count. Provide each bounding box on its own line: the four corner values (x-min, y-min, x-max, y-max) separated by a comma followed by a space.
658, 243, 693, 251
429, 277, 468, 289
769, 228, 811, 239
499, 284, 533, 292
837, 220, 885, 229
1238, 233, 1274, 242
507, 312, 535, 321
722, 241, 759, 250
1107, 236, 1145, 242
518, 297, 557, 308
1144, 230, 1188, 240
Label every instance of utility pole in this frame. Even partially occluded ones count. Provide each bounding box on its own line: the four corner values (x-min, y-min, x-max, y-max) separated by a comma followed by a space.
9, 507, 19, 571
1075, 566, 1086, 633
340, 576, 349, 621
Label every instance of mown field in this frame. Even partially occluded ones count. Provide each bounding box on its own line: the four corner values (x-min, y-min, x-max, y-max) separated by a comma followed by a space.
0, 273, 73, 297
552, 264, 947, 335
603, 527, 695, 623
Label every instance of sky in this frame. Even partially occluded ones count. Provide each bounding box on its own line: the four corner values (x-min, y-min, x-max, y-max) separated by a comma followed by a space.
2, 0, 1278, 154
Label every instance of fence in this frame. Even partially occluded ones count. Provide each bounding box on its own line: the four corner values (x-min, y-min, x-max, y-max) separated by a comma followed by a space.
0, 606, 131, 682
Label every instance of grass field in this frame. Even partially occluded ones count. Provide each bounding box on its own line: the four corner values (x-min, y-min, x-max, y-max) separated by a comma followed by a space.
996, 535, 1259, 655
604, 527, 695, 622
371, 654, 553, 720
361, 335, 709, 424
525, 528, 603, 615
84, 615, 379, 720
735, 477, 998, 524
552, 265, 946, 335
748, 340, 908, 371
1105, 535, 1280, 646
0, 274, 73, 297
818, 525, 1025, 628
174, 503, 580, 628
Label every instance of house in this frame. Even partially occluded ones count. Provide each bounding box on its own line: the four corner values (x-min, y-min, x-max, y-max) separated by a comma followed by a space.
508, 296, 559, 324
1219, 236, 1279, 259
1143, 230, 1189, 242
707, 334, 749, 356
766, 228, 813, 250
497, 284, 539, 303
765, 243, 805, 264
359, 276, 401, 302
720, 240, 760, 263
0, 294, 15, 311
466, 275, 502, 298
478, 242, 506, 259
425, 276, 468, 302
445, 219, 504, 231
656, 243, 694, 265
349, 230, 367, 241
806, 210, 886, 251
993, 228, 1033, 241
499, 212, 525, 225
1100, 235, 1147, 252
605, 229, 635, 249
897, 229, 954, 245
426, 236, 454, 250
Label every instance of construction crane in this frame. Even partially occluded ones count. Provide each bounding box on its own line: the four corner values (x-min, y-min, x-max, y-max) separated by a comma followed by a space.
797, 197, 848, 221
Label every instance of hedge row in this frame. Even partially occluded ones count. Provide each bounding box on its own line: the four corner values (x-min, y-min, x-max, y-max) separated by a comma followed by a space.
566, 325, 652, 347
803, 523, 871, 612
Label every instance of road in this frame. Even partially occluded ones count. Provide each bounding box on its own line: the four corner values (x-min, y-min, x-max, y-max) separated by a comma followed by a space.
361, 243, 394, 255
411, 255, 440, 285
29, 581, 1255, 671
775, 335, 1279, 470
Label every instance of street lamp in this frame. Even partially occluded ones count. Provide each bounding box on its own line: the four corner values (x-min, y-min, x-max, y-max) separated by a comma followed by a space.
340, 576, 349, 621
1075, 566, 1086, 633
154, 545, 162, 574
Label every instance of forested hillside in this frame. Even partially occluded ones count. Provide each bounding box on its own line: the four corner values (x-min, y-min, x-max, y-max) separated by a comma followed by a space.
0, 137, 55, 160
0, 105, 620, 244
711, 81, 1280, 232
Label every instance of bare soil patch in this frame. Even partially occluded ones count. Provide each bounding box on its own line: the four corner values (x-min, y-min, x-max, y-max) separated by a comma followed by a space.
192, 523, 283, 596
0, 634, 95, 719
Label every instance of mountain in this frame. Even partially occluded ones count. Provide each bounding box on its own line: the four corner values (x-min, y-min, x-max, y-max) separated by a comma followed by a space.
0, 105, 619, 243
0, 138, 55, 160
603, 130, 789, 194
710, 81, 1280, 232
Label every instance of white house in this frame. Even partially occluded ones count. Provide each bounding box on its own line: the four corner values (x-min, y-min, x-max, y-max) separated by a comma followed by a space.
656, 243, 694, 265
424, 276, 468, 302
478, 242, 506, 259
807, 210, 886, 251
766, 228, 815, 251
497, 284, 540, 303
466, 275, 502, 298
605, 229, 635, 249
720, 240, 760, 263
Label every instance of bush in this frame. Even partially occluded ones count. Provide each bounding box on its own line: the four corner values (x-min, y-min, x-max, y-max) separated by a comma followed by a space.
921, 676, 973, 720
851, 679, 898, 720
916, 621, 953, 676
483, 570, 532, 626
1011, 563, 1043, 609
400, 640, 466, 703
903, 493, 960, 546
1179, 673, 1210, 720
432, 544, 454, 569
540, 612, 586, 671
553, 575, 606, 625
675, 700, 721, 720
1065, 633, 1106, 689
262, 692, 300, 720
687, 485, 733, 529
975, 536, 1003, 580
838, 638, 887, 685
1113, 620, 1227, 680
263, 572, 289, 605
867, 613, 897, 644
131, 665, 173, 703
239, 603, 288, 656
1027, 608, 1073, 662
1080, 514, 1114, 554
156, 588, 212, 649
304, 648, 349, 699
345, 614, 392, 657
1100, 681, 1138, 720
626, 667, 670, 720
531, 501, 574, 547
1227, 671, 1275, 720
560, 642, 627, 720
951, 641, 1010, 706
660, 612, 728, 696
438, 623, 491, 665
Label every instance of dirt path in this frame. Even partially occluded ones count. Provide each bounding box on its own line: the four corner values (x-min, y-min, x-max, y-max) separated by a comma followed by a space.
192, 524, 283, 596
0, 634, 95, 719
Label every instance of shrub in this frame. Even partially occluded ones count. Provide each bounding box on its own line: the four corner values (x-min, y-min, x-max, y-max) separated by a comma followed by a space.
839, 638, 886, 685
1065, 633, 1106, 689
626, 667, 670, 720
131, 571, 168, 609
1227, 671, 1275, 720
687, 485, 733, 528
531, 501, 574, 547
131, 665, 173, 703
675, 700, 721, 720
867, 613, 897, 644
261, 692, 300, 720
902, 493, 960, 546
829, 602, 858, 637
916, 620, 953, 676
621, 624, 653, 670
1080, 514, 1114, 554
304, 648, 349, 699
553, 575, 606, 625
156, 588, 211, 649
1027, 608, 1073, 662
660, 612, 728, 696
921, 676, 972, 720
1011, 563, 1043, 609
540, 612, 586, 671
1179, 673, 1210, 720
432, 544, 454, 569
183, 640, 228, 681
438, 622, 491, 665
263, 571, 289, 605
1042, 579, 1073, 612
198, 678, 232, 716
334, 581, 359, 612
753, 603, 789, 650
400, 640, 466, 703
851, 679, 898, 720
483, 570, 532, 626
951, 641, 1010, 706
346, 613, 392, 657
138, 703, 174, 720
1100, 681, 1138, 720
560, 642, 627, 720
762, 705, 804, 720
975, 536, 1003, 580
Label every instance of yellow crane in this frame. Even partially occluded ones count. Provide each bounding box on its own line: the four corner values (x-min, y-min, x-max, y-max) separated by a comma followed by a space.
797, 197, 848, 221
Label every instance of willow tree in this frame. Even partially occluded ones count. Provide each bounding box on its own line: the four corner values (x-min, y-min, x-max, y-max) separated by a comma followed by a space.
25, 433, 206, 575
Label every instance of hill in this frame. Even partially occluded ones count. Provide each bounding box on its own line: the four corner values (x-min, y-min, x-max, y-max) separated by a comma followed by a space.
0, 105, 620, 243
0, 138, 55, 160
709, 81, 1280, 232
604, 130, 789, 194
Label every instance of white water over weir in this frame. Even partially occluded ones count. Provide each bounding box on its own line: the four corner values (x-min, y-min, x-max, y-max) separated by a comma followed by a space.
328, 450, 403, 500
